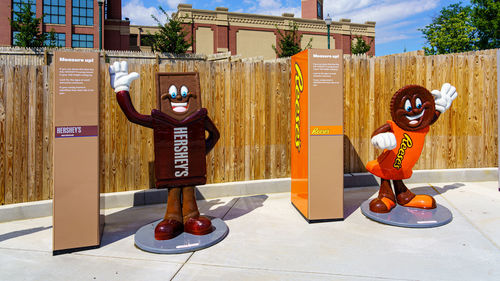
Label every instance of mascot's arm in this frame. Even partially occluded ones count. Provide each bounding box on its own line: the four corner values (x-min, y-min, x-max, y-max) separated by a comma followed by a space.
371, 124, 396, 150
204, 116, 220, 154
109, 61, 153, 128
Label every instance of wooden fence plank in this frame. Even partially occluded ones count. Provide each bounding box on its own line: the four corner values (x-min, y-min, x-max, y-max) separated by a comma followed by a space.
35, 66, 44, 201
4, 66, 13, 204
27, 66, 36, 202
12, 66, 22, 203
0, 66, 4, 205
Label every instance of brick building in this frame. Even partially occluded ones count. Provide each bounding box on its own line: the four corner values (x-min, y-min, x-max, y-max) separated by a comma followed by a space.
129, 0, 376, 58
0, 0, 129, 50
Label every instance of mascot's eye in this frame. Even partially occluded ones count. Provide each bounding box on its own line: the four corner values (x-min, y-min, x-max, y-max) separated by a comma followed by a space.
180, 85, 188, 98
404, 100, 412, 112
169, 85, 177, 98
415, 98, 422, 109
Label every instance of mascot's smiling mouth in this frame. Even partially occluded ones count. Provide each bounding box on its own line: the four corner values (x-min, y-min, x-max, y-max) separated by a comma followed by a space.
171, 102, 188, 113
406, 109, 425, 125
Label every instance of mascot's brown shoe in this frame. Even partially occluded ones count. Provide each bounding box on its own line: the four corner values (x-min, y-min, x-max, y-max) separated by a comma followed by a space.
402, 194, 436, 209
369, 197, 396, 213
154, 219, 183, 240
182, 186, 213, 235
184, 216, 213, 235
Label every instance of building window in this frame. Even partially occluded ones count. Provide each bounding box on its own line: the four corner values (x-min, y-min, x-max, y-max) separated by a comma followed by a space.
44, 0, 66, 24
317, 1, 323, 19
45, 32, 66, 47
129, 34, 138, 47
72, 0, 94, 26
12, 0, 36, 21
12, 31, 20, 45
104, 0, 108, 20
72, 33, 93, 48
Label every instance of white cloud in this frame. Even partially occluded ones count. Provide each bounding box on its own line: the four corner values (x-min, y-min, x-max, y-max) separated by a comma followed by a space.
324, 0, 437, 24
376, 33, 412, 44
123, 0, 171, 26
321, 0, 438, 50
164, 0, 186, 9
375, 19, 422, 44
251, 0, 301, 17
258, 0, 281, 9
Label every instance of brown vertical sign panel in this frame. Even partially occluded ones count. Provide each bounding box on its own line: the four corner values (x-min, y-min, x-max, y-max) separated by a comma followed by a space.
291, 49, 344, 222
53, 51, 101, 254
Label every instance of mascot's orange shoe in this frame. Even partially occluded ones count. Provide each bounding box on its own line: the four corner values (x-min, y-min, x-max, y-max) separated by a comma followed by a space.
402, 194, 436, 209
369, 197, 396, 213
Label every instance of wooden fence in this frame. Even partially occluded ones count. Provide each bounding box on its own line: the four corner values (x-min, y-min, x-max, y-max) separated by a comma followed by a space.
0, 49, 498, 204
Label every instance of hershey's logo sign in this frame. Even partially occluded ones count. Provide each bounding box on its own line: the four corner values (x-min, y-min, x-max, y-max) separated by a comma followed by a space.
173, 127, 189, 177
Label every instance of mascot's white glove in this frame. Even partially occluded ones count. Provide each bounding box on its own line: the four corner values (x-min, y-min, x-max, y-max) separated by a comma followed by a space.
431, 83, 458, 113
371, 132, 397, 150
109, 61, 140, 93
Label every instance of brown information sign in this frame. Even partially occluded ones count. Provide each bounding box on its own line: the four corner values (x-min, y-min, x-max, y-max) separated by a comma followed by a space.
53, 51, 101, 254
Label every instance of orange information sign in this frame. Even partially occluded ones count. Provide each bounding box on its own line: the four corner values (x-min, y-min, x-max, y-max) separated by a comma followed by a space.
53, 51, 102, 254
291, 49, 344, 222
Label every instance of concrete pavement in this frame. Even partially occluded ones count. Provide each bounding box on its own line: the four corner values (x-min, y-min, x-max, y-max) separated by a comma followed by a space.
0, 181, 499, 280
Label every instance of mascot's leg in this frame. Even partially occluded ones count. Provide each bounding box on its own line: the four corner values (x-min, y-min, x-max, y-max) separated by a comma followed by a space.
154, 187, 184, 240
369, 178, 396, 213
182, 186, 213, 235
393, 180, 436, 209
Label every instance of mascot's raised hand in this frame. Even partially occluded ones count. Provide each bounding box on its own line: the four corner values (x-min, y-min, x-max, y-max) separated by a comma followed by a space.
431, 83, 458, 114
109, 61, 140, 93
371, 132, 397, 150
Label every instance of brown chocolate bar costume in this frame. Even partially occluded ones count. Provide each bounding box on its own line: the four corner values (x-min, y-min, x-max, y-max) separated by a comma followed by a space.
115, 72, 219, 240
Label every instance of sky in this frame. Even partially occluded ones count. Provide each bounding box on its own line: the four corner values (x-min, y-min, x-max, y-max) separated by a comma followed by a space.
122, 0, 472, 56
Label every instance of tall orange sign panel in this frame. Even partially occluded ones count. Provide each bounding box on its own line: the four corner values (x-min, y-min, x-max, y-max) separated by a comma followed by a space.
53, 51, 102, 254
291, 49, 344, 222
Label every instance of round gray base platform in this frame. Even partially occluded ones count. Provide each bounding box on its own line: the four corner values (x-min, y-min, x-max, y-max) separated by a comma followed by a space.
360, 200, 452, 228
134, 217, 229, 254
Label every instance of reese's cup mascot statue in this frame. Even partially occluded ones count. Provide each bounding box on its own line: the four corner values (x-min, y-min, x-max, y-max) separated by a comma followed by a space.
109, 61, 220, 240
366, 83, 457, 213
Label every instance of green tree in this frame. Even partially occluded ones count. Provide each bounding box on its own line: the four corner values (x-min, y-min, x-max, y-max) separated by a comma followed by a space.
471, 0, 500, 49
146, 6, 192, 54
45, 30, 57, 48
272, 22, 312, 58
351, 36, 371, 55
419, 3, 478, 55
10, 1, 55, 48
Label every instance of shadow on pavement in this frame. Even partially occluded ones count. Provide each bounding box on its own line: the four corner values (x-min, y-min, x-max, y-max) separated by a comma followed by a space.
343, 187, 378, 219
342, 183, 466, 220
411, 183, 465, 196
100, 194, 267, 246
0, 226, 52, 243
221, 195, 268, 221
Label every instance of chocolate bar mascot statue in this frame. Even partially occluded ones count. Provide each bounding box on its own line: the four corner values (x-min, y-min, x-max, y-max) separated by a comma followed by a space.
109, 61, 220, 240
366, 83, 457, 213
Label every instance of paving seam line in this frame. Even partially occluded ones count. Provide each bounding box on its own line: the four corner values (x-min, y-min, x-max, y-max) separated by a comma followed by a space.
170, 252, 195, 280
177, 262, 418, 281
170, 198, 240, 280
71, 253, 186, 264
0, 247, 51, 254
220, 197, 241, 220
